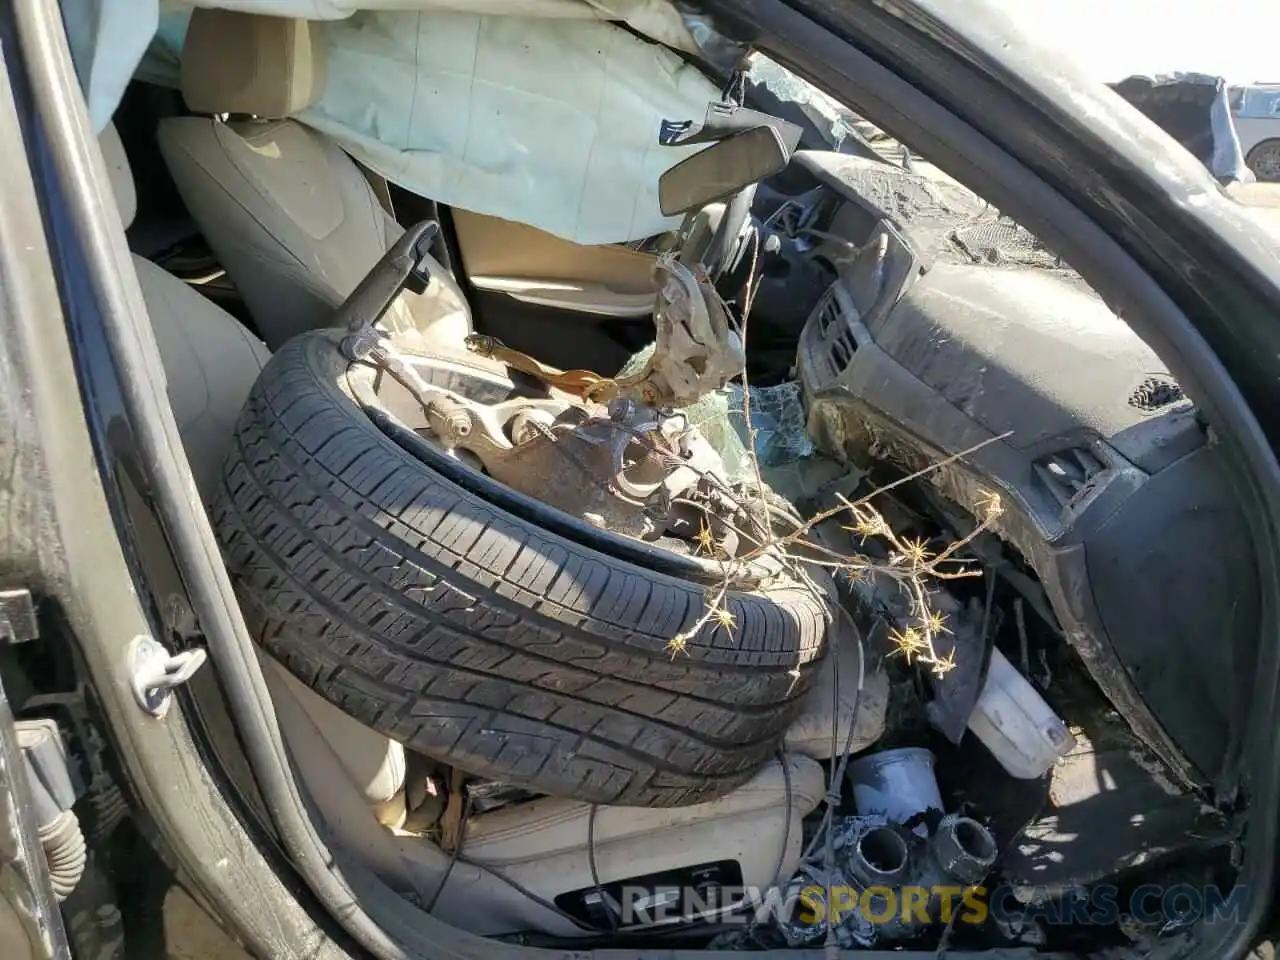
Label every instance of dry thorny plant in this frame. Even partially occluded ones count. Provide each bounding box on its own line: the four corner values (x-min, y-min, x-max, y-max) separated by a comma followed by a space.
659, 246, 1007, 683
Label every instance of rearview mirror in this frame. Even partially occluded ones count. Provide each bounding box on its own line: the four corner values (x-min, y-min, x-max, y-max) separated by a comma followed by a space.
659, 126, 791, 217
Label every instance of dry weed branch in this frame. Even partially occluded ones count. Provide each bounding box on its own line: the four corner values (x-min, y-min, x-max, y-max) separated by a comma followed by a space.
661, 252, 1007, 681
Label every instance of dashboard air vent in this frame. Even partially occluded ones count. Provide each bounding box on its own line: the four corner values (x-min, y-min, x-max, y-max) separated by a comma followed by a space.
829, 328, 858, 371
816, 291, 841, 334
1033, 447, 1107, 509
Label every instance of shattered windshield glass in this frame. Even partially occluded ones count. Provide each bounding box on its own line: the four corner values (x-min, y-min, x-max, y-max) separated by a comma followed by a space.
747, 54, 895, 156
746, 55, 1081, 278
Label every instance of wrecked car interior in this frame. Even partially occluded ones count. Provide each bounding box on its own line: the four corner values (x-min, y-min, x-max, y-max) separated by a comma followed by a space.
7, 0, 1269, 955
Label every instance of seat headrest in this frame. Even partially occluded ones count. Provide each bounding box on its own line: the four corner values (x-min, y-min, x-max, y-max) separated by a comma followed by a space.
181, 9, 327, 119
99, 122, 136, 229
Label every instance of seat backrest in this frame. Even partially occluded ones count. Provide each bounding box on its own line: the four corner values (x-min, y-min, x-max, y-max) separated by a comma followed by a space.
99, 121, 137, 230
158, 9, 469, 351
101, 122, 272, 500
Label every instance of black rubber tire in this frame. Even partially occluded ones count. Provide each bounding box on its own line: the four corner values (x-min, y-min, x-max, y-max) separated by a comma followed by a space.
213, 331, 830, 807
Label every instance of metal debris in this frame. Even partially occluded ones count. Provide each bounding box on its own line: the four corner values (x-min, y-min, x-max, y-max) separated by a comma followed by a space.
611, 256, 745, 408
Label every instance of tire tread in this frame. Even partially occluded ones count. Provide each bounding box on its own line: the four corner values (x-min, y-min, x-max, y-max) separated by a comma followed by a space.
213, 332, 829, 806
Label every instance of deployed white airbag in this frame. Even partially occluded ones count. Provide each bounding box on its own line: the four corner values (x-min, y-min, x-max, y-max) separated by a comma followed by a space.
67, 0, 725, 242
176, 0, 710, 57
63, 0, 159, 128
299, 11, 719, 242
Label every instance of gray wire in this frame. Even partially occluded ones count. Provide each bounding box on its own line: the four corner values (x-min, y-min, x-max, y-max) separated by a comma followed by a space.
744, 750, 798, 941
427, 793, 592, 933
817, 602, 866, 955
820, 599, 843, 953
774, 750, 794, 888
587, 804, 618, 936
425, 796, 470, 913
454, 852, 593, 930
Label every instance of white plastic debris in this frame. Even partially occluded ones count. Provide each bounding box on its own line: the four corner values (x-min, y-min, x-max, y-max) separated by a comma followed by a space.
846, 747, 943, 836
968, 647, 1076, 778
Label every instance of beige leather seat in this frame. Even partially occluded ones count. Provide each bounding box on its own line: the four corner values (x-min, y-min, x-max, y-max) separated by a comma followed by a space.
101, 121, 270, 500
156, 9, 470, 351
266, 649, 825, 938
262, 657, 407, 827
101, 121, 408, 821
261, 620, 882, 939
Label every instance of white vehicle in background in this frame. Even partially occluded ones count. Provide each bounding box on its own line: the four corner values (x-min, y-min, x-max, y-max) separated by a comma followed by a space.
1232, 83, 1280, 180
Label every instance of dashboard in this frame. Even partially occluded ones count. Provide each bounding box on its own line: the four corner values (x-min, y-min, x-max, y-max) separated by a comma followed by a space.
781, 150, 1259, 791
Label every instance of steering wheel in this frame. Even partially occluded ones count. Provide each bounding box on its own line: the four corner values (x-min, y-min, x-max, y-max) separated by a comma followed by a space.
677, 184, 758, 284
